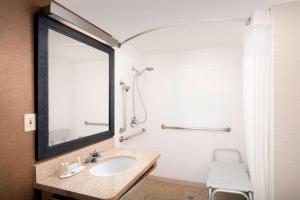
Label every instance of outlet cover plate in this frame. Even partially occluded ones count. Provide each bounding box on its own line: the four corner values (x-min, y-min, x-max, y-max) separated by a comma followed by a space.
24, 113, 36, 132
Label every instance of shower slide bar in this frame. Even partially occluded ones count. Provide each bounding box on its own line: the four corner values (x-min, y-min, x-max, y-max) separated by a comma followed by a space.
119, 128, 146, 142
161, 124, 231, 132
84, 121, 108, 126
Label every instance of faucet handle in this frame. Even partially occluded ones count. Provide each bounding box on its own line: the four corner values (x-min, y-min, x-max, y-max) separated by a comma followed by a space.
90, 149, 102, 158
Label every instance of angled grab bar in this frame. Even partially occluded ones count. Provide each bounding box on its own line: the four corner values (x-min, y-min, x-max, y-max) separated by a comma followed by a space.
119, 128, 146, 143
161, 124, 231, 132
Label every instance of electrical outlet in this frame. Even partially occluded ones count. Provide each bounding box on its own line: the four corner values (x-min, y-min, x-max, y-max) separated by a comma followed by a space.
24, 113, 36, 132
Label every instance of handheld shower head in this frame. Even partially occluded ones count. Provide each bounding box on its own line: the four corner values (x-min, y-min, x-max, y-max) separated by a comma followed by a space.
131, 66, 153, 127
132, 67, 154, 75
137, 67, 154, 76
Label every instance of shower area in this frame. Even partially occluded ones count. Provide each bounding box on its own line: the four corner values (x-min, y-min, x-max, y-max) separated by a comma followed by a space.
113, 17, 247, 200
113, 8, 272, 199
116, 43, 247, 177
116, 51, 246, 199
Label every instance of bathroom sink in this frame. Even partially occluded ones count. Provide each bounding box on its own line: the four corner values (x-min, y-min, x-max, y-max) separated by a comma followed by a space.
89, 156, 137, 176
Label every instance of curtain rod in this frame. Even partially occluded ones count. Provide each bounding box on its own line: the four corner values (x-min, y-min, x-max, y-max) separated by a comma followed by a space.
42, 1, 251, 48
119, 17, 251, 47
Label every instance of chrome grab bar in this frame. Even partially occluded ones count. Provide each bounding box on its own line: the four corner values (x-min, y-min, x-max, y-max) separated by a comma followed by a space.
84, 121, 108, 126
119, 80, 130, 134
119, 128, 146, 142
161, 124, 231, 132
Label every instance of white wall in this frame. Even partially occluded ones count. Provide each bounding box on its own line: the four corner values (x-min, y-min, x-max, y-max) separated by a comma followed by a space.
115, 46, 247, 183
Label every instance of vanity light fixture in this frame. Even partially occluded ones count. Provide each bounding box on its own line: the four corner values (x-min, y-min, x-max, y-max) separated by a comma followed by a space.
41, 0, 120, 47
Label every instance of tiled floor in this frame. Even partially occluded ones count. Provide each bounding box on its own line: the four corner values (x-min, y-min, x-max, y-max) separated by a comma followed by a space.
122, 176, 244, 200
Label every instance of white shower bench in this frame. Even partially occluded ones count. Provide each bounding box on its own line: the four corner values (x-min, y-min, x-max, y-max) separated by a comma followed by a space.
206, 149, 253, 200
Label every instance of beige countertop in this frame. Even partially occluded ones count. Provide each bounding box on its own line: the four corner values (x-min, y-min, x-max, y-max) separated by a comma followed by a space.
34, 147, 160, 200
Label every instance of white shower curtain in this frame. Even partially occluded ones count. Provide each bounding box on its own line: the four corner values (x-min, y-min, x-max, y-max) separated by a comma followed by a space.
243, 10, 272, 200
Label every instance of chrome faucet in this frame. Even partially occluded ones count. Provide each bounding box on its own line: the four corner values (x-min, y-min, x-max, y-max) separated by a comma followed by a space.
84, 149, 103, 163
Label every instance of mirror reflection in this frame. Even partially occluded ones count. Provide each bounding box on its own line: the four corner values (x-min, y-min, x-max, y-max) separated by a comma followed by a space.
48, 29, 109, 146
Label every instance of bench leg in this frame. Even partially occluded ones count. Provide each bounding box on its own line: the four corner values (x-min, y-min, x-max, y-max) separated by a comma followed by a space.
208, 187, 212, 200
212, 189, 250, 200
249, 191, 253, 200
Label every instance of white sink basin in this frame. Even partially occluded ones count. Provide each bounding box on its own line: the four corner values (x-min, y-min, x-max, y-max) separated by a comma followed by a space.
89, 156, 137, 176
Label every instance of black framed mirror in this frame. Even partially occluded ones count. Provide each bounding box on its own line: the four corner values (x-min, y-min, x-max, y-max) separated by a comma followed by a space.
35, 13, 114, 160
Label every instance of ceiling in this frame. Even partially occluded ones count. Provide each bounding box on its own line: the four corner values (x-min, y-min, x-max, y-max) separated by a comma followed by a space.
57, 0, 292, 54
